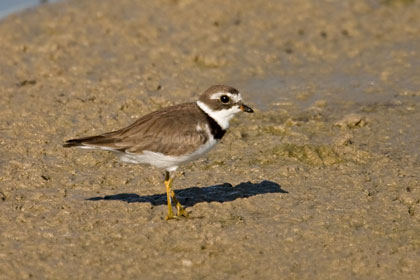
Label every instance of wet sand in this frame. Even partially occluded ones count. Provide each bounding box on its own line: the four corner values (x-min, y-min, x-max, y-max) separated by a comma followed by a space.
1, 0, 420, 279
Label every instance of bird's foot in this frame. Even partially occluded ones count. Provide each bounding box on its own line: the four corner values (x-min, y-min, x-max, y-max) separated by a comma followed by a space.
176, 204, 189, 218
165, 206, 188, 220
165, 206, 175, 220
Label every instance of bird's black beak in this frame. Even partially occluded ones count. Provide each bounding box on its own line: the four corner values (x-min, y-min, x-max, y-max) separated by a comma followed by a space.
240, 104, 254, 113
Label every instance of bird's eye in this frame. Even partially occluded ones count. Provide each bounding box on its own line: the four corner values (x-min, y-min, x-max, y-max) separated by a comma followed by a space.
220, 95, 230, 103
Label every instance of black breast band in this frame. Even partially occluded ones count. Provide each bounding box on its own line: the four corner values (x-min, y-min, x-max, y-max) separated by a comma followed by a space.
205, 113, 226, 140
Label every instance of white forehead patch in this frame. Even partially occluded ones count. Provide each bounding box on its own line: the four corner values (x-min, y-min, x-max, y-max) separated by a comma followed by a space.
210, 92, 242, 103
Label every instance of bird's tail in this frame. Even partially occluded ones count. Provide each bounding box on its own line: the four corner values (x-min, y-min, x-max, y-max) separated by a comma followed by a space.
63, 135, 116, 148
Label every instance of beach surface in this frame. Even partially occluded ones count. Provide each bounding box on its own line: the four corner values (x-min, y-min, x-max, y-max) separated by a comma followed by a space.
1, 0, 420, 279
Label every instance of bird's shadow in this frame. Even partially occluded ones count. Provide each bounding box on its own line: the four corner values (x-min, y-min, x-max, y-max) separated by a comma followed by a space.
87, 180, 287, 207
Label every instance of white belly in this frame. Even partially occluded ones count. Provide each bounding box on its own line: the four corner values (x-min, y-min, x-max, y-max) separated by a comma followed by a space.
119, 138, 218, 172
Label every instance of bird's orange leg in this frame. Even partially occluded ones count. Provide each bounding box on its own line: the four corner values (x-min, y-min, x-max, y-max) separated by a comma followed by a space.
170, 189, 188, 218
164, 171, 174, 220
164, 171, 188, 219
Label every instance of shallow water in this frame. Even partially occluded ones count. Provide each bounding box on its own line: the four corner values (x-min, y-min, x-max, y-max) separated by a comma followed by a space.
241, 39, 420, 110
0, 0, 60, 19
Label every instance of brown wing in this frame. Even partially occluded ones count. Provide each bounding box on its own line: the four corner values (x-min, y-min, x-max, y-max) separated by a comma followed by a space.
64, 103, 210, 156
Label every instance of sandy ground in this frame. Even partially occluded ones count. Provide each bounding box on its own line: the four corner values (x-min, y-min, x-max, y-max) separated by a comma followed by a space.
1, 0, 420, 279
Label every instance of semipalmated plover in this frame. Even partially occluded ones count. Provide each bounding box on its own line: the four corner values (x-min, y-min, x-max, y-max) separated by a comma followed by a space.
64, 85, 253, 219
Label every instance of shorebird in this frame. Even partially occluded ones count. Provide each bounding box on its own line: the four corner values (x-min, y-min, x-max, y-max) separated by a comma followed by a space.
64, 85, 253, 219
